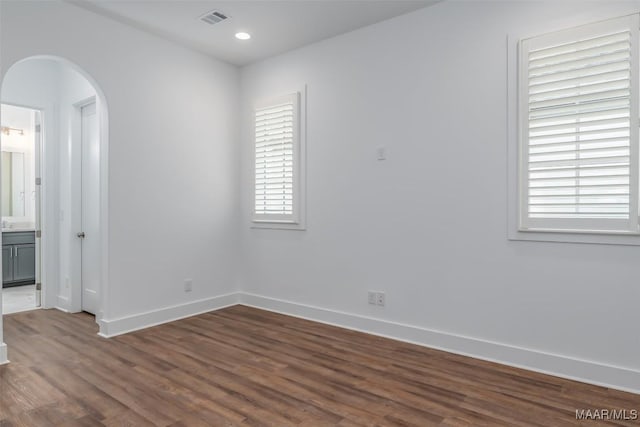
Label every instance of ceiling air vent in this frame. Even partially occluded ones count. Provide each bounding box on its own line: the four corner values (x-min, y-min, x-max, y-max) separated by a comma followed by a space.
200, 10, 229, 25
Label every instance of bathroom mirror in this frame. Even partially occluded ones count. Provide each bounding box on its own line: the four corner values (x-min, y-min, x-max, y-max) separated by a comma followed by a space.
2, 151, 26, 217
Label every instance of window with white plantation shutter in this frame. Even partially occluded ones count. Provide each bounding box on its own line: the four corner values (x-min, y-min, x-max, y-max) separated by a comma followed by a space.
254, 93, 300, 224
519, 14, 640, 234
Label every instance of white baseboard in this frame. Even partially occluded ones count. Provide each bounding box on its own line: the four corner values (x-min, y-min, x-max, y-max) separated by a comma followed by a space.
30, 289, 639, 394
239, 292, 640, 395
0, 342, 8, 365
56, 295, 70, 312
98, 292, 240, 338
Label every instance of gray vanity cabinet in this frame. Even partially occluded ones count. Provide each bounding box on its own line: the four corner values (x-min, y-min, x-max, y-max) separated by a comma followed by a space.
13, 243, 35, 282
2, 231, 36, 287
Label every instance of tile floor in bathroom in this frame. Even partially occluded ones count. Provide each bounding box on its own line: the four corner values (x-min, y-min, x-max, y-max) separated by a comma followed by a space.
2, 284, 38, 314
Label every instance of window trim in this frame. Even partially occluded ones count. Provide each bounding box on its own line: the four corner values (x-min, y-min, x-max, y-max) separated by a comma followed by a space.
251, 87, 306, 230
517, 13, 640, 237
507, 13, 640, 246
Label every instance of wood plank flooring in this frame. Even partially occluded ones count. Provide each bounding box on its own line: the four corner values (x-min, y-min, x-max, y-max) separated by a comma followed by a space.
1, 306, 638, 426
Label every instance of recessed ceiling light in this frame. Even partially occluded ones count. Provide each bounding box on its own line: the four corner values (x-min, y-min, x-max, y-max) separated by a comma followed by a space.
235, 32, 251, 40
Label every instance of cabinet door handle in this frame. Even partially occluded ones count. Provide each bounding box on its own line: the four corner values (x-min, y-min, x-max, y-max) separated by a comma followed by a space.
9, 247, 12, 257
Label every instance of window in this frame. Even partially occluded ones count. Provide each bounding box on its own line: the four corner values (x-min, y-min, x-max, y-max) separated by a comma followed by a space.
519, 14, 640, 234
253, 92, 304, 227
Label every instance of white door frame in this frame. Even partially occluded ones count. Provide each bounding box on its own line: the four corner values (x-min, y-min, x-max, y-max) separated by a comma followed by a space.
96, 95, 110, 328
69, 95, 108, 320
46, 57, 110, 330
69, 97, 93, 313
0, 102, 48, 308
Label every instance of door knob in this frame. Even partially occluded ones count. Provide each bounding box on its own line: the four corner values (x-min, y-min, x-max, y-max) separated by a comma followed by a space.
77, 232, 85, 238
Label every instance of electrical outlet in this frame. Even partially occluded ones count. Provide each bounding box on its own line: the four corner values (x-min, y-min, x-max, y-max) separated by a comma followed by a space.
184, 279, 193, 292
376, 292, 385, 307
368, 291, 377, 305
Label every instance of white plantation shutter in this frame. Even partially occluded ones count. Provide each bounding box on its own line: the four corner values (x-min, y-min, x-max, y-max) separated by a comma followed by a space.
254, 93, 300, 223
519, 15, 640, 233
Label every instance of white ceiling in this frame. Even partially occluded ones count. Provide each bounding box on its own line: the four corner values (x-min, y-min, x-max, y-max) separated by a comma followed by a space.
71, 1, 438, 66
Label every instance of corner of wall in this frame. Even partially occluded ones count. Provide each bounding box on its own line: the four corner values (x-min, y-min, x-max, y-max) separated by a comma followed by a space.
97, 292, 241, 338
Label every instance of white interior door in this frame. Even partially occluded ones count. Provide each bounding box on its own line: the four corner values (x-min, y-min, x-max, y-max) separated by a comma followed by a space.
80, 102, 100, 314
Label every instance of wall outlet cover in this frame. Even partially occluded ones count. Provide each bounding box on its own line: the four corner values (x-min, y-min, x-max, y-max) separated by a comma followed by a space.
376, 292, 385, 306
368, 291, 376, 305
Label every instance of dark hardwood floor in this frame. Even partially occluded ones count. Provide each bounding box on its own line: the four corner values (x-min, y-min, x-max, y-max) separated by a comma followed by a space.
1, 306, 638, 426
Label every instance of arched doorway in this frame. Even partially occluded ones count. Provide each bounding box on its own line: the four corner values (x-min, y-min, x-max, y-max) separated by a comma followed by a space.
0, 56, 109, 353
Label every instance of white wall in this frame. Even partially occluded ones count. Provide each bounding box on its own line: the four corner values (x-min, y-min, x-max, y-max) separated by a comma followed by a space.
240, 1, 640, 391
0, 0, 240, 343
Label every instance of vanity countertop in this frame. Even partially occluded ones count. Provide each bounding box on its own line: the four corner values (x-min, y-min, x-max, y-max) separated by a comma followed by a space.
2, 228, 35, 233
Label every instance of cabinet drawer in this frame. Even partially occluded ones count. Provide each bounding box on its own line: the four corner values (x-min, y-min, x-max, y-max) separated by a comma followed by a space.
2, 231, 35, 245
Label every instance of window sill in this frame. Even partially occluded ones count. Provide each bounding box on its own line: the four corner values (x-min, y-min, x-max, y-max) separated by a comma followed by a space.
251, 220, 306, 231
508, 228, 640, 246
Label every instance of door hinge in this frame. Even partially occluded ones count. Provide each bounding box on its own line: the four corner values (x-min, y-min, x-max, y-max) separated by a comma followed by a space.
35, 177, 41, 186
35, 230, 42, 238
35, 283, 42, 291
35, 124, 41, 133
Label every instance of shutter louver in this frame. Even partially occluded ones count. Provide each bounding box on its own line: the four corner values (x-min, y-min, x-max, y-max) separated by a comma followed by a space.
254, 95, 298, 221
520, 15, 639, 233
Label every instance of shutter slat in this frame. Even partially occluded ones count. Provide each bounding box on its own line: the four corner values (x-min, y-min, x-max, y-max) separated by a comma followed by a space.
528, 69, 630, 94
529, 186, 630, 197
528, 178, 625, 185
530, 142, 628, 155
528, 155, 629, 169
530, 88, 629, 110
529, 79, 630, 102
529, 135, 628, 148
530, 178, 629, 188
529, 126, 629, 143
529, 150, 629, 164
256, 131, 293, 140
529, 116, 629, 133
529, 98, 629, 120
256, 120, 293, 132
529, 216, 628, 219
529, 162, 629, 172
256, 140, 293, 149
529, 197, 629, 204
256, 149, 293, 157
530, 50, 630, 77
530, 204, 628, 209
529, 31, 629, 60
256, 106, 293, 116
529, 59, 629, 86
529, 41, 630, 71
530, 167, 629, 180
